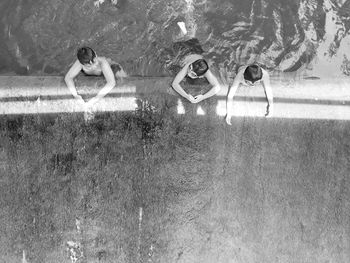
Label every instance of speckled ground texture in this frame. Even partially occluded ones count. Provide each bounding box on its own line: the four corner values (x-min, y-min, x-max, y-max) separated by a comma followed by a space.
0, 76, 350, 262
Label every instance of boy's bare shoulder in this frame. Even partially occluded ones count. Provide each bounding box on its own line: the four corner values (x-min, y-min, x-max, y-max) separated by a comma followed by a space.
97, 56, 109, 62
234, 67, 245, 82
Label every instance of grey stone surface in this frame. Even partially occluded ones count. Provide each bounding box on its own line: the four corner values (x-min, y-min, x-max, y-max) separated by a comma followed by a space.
0, 76, 349, 262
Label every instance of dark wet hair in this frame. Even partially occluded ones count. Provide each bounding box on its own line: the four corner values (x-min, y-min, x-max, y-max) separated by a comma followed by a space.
191, 59, 209, 77
77, 47, 96, 65
243, 65, 262, 83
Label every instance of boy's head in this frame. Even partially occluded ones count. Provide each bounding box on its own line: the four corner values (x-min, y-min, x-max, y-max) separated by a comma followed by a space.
243, 65, 262, 85
77, 47, 96, 65
188, 59, 209, 78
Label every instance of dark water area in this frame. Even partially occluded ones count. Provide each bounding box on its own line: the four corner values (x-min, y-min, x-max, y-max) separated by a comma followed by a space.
0, 0, 350, 77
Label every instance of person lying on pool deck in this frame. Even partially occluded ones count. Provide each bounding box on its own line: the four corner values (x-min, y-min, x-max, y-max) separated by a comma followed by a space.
171, 54, 221, 104
64, 46, 126, 107
225, 64, 274, 125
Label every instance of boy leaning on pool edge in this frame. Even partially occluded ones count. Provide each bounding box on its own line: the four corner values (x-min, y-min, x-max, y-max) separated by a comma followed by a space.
171, 54, 221, 104
64, 47, 126, 108
225, 64, 274, 125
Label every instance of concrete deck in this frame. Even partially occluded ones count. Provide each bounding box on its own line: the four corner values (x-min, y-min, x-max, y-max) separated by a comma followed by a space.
0, 75, 350, 263
0, 75, 349, 120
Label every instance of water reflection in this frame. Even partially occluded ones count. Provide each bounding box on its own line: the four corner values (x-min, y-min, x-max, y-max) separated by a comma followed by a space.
0, 0, 349, 76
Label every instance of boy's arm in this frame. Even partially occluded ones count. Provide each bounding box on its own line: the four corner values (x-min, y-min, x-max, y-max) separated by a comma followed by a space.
261, 71, 273, 117
87, 58, 116, 106
171, 65, 195, 103
64, 60, 83, 99
225, 73, 242, 125
193, 70, 221, 102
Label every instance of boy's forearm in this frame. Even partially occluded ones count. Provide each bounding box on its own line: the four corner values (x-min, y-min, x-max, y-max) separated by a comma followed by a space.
95, 82, 116, 100
226, 84, 238, 115
86, 82, 115, 106
202, 85, 220, 99
227, 84, 238, 100
267, 93, 273, 105
65, 78, 78, 97
226, 97, 234, 115
262, 77, 273, 105
265, 88, 273, 106
173, 83, 190, 99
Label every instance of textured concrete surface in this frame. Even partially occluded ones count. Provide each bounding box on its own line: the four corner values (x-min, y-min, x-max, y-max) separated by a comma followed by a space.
0, 76, 349, 262
1, 75, 350, 119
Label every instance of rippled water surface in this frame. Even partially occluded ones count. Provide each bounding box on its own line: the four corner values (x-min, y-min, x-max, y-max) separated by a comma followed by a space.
0, 0, 350, 77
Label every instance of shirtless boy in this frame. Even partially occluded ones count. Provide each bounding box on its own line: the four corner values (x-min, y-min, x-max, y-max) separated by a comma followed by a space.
64, 47, 126, 107
171, 54, 221, 104
225, 64, 273, 125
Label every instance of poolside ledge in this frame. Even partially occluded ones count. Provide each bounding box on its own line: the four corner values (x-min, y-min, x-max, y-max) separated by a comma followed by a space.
0, 75, 349, 120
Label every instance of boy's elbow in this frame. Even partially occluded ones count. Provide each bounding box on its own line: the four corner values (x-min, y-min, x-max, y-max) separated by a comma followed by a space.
64, 74, 72, 83
106, 76, 116, 87
171, 82, 179, 91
